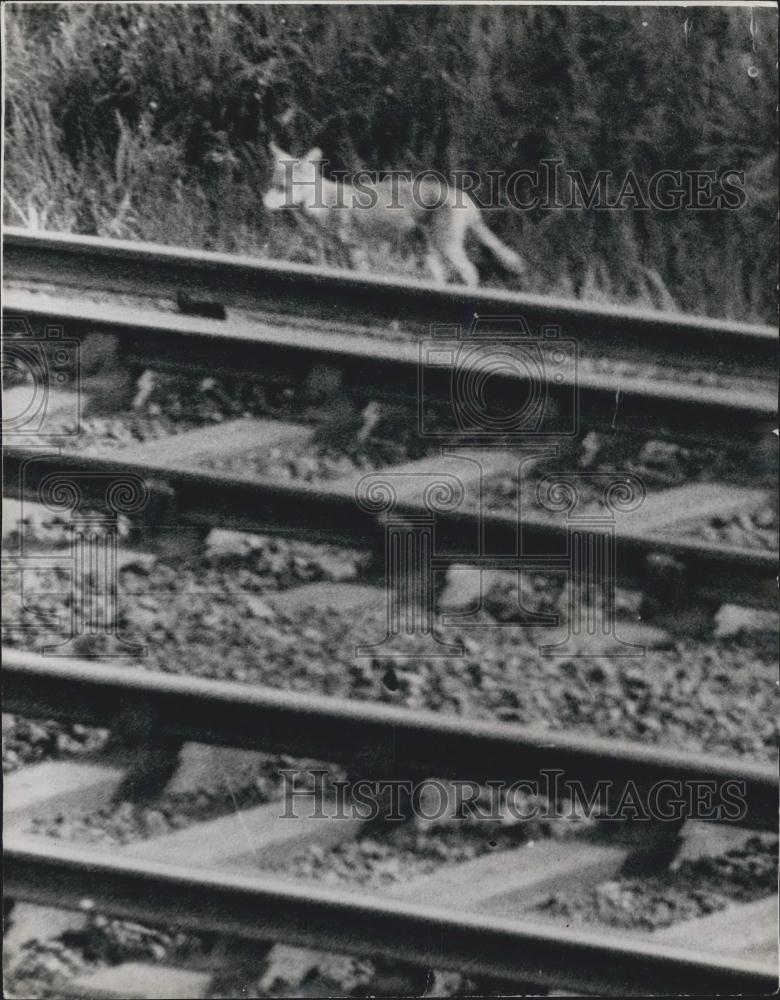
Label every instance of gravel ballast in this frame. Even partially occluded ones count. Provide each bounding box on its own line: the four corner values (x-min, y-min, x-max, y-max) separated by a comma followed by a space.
4, 528, 778, 771
4, 362, 777, 999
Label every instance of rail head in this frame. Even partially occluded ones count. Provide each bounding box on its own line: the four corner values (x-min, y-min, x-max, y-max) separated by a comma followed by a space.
5, 832, 776, 996
4, 227, 778, 353
4, 648, 777, 829
4, 446, 778, 612
3, 288, 777, 441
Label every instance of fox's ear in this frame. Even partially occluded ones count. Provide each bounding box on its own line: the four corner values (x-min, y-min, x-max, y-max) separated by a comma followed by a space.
269, 141, 289, 160
304, 146, 323, 162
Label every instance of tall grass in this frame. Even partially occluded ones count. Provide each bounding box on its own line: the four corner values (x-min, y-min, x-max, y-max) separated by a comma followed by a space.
3, 3, 777, 319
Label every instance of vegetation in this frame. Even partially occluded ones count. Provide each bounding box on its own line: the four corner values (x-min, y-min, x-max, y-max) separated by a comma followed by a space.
3, 3, 777, 319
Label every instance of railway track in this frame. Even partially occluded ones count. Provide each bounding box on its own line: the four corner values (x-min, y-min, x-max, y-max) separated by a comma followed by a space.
4, 649, 778, 997
6, 650, 777, 826
4, 441, 777, 616
3, 233, 778, 996
3, 229, 778, 439
4, 229, 777, 359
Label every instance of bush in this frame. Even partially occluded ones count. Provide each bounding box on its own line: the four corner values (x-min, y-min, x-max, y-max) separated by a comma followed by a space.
3, 3, 777, 318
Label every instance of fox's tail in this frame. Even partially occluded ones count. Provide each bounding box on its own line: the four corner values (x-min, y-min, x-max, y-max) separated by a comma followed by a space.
470, 218, 526, 276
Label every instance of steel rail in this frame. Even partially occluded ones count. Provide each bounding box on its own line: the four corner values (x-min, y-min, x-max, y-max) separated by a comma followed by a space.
4, 228, 778, 367
4, 649, 778, 828
3, 288, 777, 438
4, 833, 776, 995
4, 447, 777, 610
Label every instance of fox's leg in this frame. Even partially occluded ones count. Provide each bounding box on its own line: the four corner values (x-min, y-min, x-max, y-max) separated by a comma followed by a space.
469, 217, 525, 278
426, 248, 448, 285
441, 244, 479, 286
429, 208, 480, 286
413, 222, 448, 284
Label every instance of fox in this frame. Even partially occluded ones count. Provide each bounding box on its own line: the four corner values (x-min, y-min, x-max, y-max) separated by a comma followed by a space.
262, 142, 526, 287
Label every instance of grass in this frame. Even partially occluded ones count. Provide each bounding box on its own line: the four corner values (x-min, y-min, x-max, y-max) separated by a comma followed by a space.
3, 3, 777, 321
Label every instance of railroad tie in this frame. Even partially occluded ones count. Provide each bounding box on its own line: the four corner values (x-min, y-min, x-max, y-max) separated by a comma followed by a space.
3, 640, 778, 998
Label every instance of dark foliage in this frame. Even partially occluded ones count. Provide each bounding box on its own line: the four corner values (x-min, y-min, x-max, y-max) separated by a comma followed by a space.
4, 3, 777, 318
